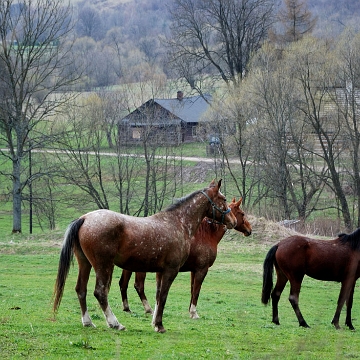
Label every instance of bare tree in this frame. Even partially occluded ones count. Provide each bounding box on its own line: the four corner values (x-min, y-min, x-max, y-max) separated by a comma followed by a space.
333, 29, 360, 228
0, 0, 79, 233
289, 36, 353, 231
116, 76, 185, 216
96, 90, 128, 149
76, 5, 104, 40
198, 90, 256, 206
32, 173, 59, 231
167, 0, 277, 89
270, 0, 317, 44
112, 144, 143, 216
54, 85, 179, 218
238, 42, 326, 221
120, 102, 179, 217
54, 99, 110, 210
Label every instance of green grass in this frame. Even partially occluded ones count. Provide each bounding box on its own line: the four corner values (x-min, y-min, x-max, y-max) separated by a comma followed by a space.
1, 232, 360, 359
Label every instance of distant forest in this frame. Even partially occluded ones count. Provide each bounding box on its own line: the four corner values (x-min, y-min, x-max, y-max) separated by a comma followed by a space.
73, 0, 360, 40
70, 0, 360, 89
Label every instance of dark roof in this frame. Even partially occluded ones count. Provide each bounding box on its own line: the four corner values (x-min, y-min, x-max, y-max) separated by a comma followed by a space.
154, 94, 211, 123
120, 94, 211, 126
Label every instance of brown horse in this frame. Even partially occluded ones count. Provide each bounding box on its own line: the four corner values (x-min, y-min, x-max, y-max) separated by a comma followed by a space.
119, 197, 252, 318
262, 229, 360, 330
53, 180, 237, 333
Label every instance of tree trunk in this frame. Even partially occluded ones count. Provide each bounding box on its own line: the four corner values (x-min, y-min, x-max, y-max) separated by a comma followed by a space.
12, 159, 22, 233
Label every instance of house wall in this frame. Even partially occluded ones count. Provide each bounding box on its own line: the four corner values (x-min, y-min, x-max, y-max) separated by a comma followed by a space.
118, 124, 188, 145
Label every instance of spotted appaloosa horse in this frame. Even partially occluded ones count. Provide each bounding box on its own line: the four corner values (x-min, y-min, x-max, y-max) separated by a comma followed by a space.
262, 229, 360, 330
53, 180, 237, 333
120, 197, 252, 319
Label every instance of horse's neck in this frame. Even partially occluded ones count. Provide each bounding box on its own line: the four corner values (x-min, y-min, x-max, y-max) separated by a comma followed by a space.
199, 219, 226, 244
172, 192, 212, 236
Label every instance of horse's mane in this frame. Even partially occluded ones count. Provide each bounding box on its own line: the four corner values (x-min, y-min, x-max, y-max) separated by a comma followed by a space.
164, 188, 205, 212
339, 228, 360, 250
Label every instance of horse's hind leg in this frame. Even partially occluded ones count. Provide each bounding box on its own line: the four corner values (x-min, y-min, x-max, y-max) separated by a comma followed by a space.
94, 264, 125, 330
288, 278, 309, 328
119, 269, 132, 312
75, 252, 95, 327
189, 269, 208, 319
134, 272, 153, 314
271, 269, 288, 325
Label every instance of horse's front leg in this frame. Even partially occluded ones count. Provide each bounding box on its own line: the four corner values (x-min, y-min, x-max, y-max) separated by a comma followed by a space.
94, 264, 125, 330
152, 269, 178, 333
345, 283, 355, 331
152, 272, 162, 328
332, 278, 354, 330
75, 254, 95, 327
119, 269, 132, 312
189, 269, 208, 319
134, 272, 153, 314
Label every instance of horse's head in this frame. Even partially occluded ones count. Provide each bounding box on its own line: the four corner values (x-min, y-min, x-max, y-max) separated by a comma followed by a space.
201, 179, 237, 229
229, 197, 252, 236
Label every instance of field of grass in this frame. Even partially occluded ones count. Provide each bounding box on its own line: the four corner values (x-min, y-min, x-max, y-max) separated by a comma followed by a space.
1, 229, 360, 359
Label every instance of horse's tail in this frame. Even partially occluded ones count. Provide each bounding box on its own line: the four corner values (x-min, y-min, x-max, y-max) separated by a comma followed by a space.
53, 217, 85, 312
261, 244, 278, 305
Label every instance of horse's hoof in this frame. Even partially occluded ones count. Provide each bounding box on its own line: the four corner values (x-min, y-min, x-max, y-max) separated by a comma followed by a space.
110, 323, 126, 331
154, 326, 166, 333
145, 309, 153, 315
190, 312, 200, 319
83, 322, 96, 328
300, 323, 310, 328
123, 309, 131, 313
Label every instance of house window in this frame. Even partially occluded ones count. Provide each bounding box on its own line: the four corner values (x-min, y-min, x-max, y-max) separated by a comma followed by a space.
192, 126, 197, 137
132, 128, 141, 139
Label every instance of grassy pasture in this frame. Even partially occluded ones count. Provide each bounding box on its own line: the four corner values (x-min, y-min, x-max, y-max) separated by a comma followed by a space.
1, 231, 360, 359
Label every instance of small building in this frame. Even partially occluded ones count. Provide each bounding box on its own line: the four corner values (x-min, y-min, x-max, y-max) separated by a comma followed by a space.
118, 91, 211, 145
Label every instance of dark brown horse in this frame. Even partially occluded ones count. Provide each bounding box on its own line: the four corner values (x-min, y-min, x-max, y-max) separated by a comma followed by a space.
262, 229, 360, 330
53, 180, 237, 333
119, 197, 252, 318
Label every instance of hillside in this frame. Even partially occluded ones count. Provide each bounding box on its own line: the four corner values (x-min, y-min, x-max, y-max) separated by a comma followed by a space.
72, 0, 360, 39
309, 0, 360, 37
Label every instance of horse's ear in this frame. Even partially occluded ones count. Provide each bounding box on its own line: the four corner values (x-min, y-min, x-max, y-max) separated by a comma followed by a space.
236, 198, 243, 206
232, 197, 236, 203
209, 179, 216, 187
217, 179, 222, 189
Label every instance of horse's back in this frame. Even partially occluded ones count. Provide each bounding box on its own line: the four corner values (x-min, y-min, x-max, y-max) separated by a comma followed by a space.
275, 236, 309, 273
276, 235, 352, 281
77, 209, 189, 272
79, 209, 171, 241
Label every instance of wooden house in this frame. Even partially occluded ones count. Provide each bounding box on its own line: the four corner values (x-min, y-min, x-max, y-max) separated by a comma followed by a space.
118, 91, 211, 144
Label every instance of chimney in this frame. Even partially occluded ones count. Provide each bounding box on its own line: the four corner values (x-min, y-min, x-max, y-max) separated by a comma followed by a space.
177, 91, 183, 101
